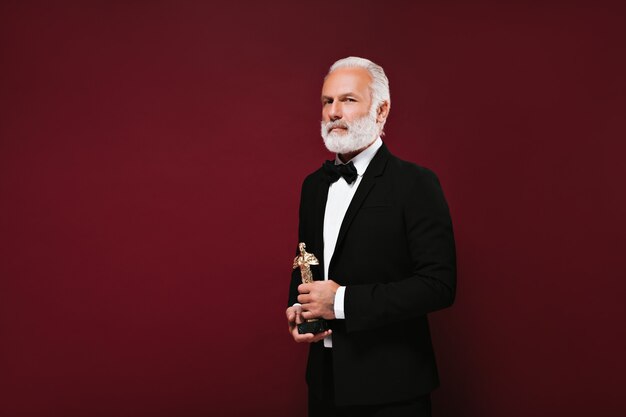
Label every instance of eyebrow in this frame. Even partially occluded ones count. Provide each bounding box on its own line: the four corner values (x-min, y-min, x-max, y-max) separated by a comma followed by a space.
321, 93, 360, 101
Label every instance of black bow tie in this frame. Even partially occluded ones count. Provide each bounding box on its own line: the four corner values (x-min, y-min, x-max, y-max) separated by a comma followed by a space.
322, 160, 358, 184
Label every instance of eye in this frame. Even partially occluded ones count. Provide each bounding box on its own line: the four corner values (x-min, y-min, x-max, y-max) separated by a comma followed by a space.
322, 99, 333, 105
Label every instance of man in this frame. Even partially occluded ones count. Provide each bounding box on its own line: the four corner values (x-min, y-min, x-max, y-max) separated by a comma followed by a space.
286, 57, 456, 417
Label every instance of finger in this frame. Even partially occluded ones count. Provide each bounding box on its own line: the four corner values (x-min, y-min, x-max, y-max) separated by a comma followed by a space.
291, 329, 315, 343
291, 328, 332, 343
297, 294, 311, 304
287, 305, 303, 321
301, 309, 320, 321
295, 310, 304, 325
309, 329, 332, 343
297, 283, 312, 294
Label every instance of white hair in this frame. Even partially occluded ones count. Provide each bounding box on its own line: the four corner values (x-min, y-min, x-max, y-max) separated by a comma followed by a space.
327, 56, 391, 132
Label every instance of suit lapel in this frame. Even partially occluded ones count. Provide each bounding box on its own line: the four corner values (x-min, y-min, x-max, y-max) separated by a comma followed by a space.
313, 174, 329, 279
330, 144, 390, 270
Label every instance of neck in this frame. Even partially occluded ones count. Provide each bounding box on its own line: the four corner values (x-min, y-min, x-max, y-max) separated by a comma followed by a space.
338, 137, 378, 163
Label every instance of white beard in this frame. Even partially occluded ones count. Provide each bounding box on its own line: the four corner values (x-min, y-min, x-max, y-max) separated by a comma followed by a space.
321, 107, 380, 155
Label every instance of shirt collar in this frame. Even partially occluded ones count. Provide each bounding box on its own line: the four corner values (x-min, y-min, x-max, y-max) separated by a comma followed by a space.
334, 137, 383, 176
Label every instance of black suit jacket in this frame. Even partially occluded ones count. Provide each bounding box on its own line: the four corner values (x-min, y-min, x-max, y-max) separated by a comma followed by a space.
288, 143, 456, 406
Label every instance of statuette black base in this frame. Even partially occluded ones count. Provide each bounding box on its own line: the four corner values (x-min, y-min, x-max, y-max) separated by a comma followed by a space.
298, 319, 329, 335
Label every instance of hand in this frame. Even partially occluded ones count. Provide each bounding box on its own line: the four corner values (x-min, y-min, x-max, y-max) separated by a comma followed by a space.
286, 305, 332, 343
297, 280, 340, 321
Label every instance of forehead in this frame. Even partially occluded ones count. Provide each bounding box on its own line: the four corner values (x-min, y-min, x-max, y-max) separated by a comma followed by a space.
322, 67, 372, 98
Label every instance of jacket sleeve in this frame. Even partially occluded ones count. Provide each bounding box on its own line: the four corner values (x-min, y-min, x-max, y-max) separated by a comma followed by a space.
287, 177, 309, 307
344, 169, 456, 332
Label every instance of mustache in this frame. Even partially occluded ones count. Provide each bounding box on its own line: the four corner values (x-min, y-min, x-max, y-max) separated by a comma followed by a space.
325, 120, 349, 132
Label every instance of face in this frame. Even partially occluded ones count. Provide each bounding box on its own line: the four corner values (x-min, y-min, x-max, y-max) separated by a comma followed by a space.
321, 67, 373, 128
320, 67, 382, 156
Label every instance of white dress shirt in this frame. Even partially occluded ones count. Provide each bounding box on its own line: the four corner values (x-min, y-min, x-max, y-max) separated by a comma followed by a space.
322, 137, 382, 347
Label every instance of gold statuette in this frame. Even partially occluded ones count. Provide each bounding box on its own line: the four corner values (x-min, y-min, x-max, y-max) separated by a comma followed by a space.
293, 242, 319, 284
292, 242, 329, 334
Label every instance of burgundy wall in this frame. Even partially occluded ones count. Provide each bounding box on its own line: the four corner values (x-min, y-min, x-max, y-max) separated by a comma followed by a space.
1, 1, 625, 416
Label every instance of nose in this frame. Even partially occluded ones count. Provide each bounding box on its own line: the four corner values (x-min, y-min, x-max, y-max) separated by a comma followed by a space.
328, 101, 342, 121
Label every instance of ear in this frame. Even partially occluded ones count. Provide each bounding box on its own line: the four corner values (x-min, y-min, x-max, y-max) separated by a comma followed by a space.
376, 101, 390, 123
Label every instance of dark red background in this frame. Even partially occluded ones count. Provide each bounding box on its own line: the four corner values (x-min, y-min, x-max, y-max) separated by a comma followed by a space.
1, 1, 625, 416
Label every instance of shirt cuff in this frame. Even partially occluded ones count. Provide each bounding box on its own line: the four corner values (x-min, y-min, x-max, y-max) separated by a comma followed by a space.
333, 286, 346, 319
